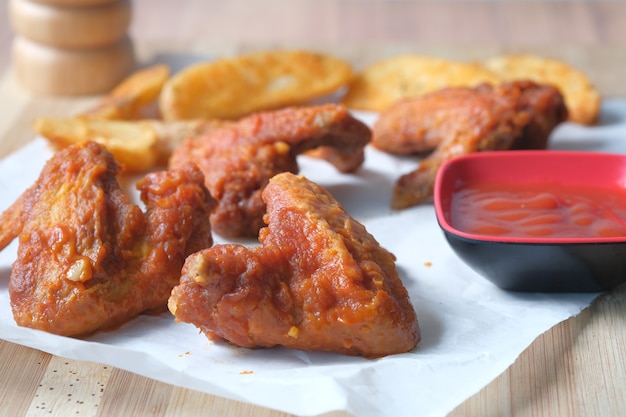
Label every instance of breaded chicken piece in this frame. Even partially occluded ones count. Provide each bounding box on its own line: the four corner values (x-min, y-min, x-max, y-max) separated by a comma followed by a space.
0, 141, 216, 336
169, 104, 371, 238
168, 172, 420, 358
372, 81, 567, 209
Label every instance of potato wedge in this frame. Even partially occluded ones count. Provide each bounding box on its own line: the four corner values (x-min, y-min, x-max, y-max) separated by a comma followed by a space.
36, 117, 160, 172
481, 54, 601, 125
82, 64, 171, 120
34, 117, 216, 172
159, 50, 353, 121
342, 55, 501, 111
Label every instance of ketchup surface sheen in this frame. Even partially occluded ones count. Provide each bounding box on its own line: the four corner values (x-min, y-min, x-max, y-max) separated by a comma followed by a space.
451, 182, 626, 238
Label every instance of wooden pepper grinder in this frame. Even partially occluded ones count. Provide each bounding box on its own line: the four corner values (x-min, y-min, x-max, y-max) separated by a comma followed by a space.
9, 0, 135, 95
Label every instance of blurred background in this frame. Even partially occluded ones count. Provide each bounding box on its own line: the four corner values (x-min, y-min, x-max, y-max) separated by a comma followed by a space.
1, 0, 624, 73
126, 0, 623, 46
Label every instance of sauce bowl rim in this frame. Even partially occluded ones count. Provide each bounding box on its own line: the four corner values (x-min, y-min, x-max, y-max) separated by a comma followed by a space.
434, 150, 626, 245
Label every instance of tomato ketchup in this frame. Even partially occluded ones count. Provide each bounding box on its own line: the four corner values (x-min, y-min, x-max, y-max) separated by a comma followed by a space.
451, 182, 626, 238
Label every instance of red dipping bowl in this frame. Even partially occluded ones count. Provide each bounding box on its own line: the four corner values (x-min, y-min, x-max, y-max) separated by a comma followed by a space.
434, 150, 626, 292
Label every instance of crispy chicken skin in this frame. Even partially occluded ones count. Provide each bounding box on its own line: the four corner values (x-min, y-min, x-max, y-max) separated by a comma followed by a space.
168, 172, 420, 358
0, 141, 216, 336
371, 81, 568, 209
169, 104, 372, 238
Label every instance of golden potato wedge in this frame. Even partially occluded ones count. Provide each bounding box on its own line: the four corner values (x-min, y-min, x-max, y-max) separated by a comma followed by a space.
36, 117, 160, 172
34, 117, 215, 172
342, 55, 501, 111
481, 54, 601, 125
82, 64, 171, 120
159, 49, 353, 121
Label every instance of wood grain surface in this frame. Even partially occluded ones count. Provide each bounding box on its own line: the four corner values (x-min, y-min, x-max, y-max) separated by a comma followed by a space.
1, 1, 625, 417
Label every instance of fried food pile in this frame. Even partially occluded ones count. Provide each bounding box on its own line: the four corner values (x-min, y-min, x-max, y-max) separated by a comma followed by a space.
33, 49, 356, 174
32, 52, 599, 176
168, 172, 420, 357
169, 103, 372, 238
374, 80, 568, 209
0, 141, 216, 336
0, 47, 601, 357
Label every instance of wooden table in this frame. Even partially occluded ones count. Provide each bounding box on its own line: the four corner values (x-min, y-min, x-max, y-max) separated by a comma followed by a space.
1, 1, 626, 416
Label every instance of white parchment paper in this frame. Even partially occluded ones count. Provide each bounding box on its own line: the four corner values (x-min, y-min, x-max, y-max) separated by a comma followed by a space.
1, 100, 625, 417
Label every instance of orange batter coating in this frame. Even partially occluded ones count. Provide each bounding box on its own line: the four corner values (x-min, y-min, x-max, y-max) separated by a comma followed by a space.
0, 141, 216, 336
371, 81, 568, 209
169, 104, 372, 238
168, 172, 420, 358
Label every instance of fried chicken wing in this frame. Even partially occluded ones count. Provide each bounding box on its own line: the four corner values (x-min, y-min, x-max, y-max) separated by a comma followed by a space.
169, 104, 372, 238
168, 172, 420, 358
1, 141, 216, 336
372, 81, 567, 209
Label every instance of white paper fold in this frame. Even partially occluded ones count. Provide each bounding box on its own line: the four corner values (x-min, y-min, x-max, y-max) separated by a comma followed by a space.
2, 100, 625, 417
